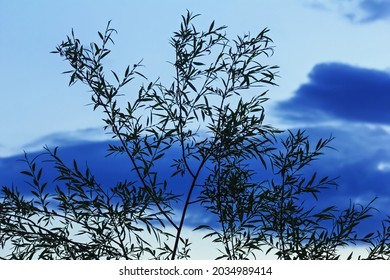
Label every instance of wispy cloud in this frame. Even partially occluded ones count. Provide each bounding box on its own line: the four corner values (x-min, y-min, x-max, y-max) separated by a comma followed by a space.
23, 127, 111, 151
307, 0, 390, 22
359, 0, 390, 22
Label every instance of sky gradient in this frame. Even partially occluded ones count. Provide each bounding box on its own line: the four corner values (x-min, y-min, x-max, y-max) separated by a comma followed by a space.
1, 0, 390, 259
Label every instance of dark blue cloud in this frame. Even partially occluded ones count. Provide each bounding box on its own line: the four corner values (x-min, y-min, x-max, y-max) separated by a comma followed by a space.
2, 126, 390, 232
276, 63, 390, 124
0, 140, 211, 227
0, 141, 129, 190
359, 0, 390, 22
282, 126, 390, 230
0, 140, 181, 195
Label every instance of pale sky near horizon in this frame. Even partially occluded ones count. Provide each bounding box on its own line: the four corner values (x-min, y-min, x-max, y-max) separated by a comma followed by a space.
1, 0, 389, 156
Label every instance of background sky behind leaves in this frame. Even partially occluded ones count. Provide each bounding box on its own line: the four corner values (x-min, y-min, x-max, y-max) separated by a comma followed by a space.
1, 0, 390, 258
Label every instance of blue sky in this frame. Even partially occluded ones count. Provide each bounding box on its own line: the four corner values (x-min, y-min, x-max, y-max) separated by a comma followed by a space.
1, 0, 390, 258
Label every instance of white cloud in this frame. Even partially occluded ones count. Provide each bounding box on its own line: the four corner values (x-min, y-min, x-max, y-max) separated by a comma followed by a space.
377, 161, 390, 172
0, 127, 112, 158
0, 219, 373, 260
